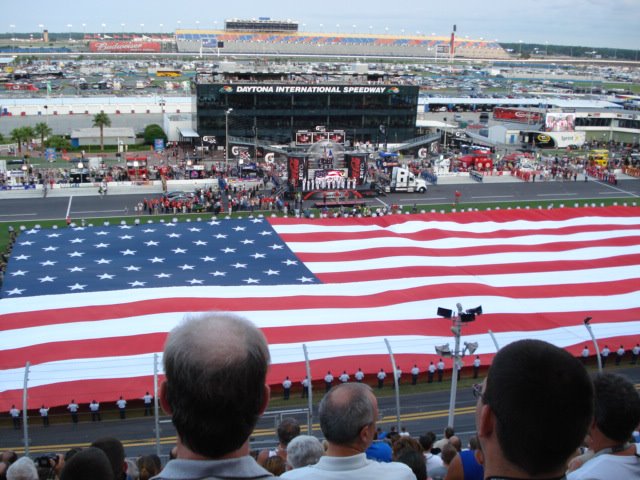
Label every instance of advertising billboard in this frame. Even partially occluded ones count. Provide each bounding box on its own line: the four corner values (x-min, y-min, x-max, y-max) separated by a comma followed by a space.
295, 132, 312, 145
545, 112, 576, 132
493, 107, 543, 123
287, 156, 308, 188
89, 41, 162, 53
345, 153, 368, 185
296, 130, 345, 146
533, 131, 585, 148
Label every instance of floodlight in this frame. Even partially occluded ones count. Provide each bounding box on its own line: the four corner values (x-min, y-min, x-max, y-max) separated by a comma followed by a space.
437, 307, 453, 318
435, 344, 452, 357
460, 313, 476, 323
466, 306, 483, 315
583, 316, 592, 325
464, 341, 479, 355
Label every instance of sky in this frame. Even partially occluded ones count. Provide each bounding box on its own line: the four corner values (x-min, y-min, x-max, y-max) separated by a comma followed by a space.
4, 0, 640, 50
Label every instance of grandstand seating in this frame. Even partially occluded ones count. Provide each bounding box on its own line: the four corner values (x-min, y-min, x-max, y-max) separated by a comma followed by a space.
175, 29, 510, 60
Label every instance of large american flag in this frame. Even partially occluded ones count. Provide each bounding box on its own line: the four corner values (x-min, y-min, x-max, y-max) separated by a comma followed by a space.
1, 206, 639, 410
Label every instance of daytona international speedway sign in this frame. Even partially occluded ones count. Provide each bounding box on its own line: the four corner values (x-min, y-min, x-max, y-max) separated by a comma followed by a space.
219, 85, 401, 94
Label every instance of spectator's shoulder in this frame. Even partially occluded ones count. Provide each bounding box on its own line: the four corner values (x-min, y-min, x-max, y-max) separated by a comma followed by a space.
380, 460, 416, 479
280, 465, 311, 478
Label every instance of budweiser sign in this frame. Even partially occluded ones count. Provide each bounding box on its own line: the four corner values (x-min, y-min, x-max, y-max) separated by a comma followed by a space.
89, 41, 161, 53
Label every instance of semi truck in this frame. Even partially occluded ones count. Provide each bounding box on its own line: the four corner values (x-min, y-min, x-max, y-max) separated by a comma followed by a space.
384, 167, 428, 193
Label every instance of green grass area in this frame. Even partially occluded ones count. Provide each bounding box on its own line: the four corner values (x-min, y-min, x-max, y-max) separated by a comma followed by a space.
601, 82, 640, 94
1, 197, 637, 255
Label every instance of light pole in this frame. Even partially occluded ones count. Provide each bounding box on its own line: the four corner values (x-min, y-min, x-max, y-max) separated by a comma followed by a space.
224, 108, 233, 173
436, 304, 482, 429
583, 316, 602, 373
77, 161, 84, 184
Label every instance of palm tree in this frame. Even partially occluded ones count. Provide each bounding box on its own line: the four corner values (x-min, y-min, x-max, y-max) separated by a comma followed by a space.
10, 126, 34, 154
92, 112, 111, 151
34, 122, 53, 151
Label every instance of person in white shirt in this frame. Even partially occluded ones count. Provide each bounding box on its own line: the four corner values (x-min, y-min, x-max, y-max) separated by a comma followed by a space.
39, 405, 49, 427
376, 369, 386, 389
339, 371, 350, 384
116, 396, 127, 419
437, 359, 445, 382
419, 431, 444, 473
67, 400, 79, 424
581, 345, 590, 366
301, 376, 310, 398
283, 376, 293, 400
632, 343, 640, 365
354, 368, 365, 383
89, 400, 101, 422
567, 373, 640, 480
473, 355, 481, 379
601, 345, 610, 367
9, 405, 20, 430
143, 391, 153, 416
280, 383, 415, 480
615, 345, 625, 366
411, 365, 420, 385
394, 367, 402, 388
324, 371, 334, 392
428, 362, 436, 383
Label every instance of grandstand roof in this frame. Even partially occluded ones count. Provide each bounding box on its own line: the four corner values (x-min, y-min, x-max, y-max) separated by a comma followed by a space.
419, 97, 622, 109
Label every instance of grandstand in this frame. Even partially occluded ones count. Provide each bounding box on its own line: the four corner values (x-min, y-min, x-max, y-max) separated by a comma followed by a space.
176, 28, 510, 60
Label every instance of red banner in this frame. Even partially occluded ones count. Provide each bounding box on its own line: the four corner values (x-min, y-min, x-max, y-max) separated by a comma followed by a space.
89, 41, 161, 53
493, 107, 543, 123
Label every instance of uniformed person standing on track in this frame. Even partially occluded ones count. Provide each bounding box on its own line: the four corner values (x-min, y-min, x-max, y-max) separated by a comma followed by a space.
67, 400, 79, 424
89, 400, 101, 422
428, 361, 436, 383
282, 376, 292, 400
411, 364, 420, 385
437, 358, 445, 382
116, 396, 127, 419
377, 368, 386, 389
324, 371, 334, 392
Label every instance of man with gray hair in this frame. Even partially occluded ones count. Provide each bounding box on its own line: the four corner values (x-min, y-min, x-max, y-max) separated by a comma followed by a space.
7, 457, 38, 480
285, 435, 325, 470
154, 313, 272, 479
281, 383, 415, 479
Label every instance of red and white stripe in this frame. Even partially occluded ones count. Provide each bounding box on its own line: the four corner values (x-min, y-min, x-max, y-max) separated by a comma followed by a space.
1, 207, 638, 409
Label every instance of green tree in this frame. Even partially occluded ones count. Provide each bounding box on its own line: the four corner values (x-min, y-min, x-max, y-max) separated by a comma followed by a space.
46, 135, 71, 151
143, 124, 167, 145
34, 122, 53, 151
92, 112, 111, 151
10, 126, 34, 153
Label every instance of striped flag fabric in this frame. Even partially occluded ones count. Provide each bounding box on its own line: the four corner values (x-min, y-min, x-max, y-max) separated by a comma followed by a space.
1, 206, 639, 410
